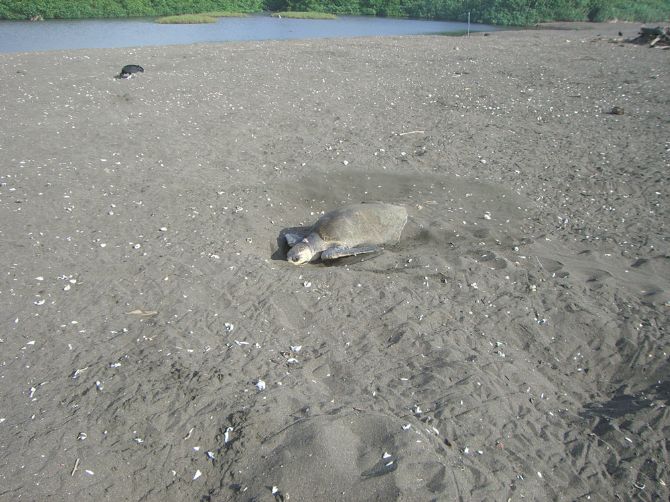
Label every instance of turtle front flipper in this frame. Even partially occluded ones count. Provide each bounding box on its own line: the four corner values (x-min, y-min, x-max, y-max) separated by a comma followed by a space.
321, 245, 380, 261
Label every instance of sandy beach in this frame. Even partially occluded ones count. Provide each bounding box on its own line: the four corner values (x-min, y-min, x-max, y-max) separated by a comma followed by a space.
0, 22, 668, 501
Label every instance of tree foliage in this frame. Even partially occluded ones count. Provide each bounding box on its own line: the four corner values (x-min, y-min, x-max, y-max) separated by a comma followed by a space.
0, 0, 262, 19
0, 0, 668, 24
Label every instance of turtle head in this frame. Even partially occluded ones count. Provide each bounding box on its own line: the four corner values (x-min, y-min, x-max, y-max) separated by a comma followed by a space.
287, 240, 314, 265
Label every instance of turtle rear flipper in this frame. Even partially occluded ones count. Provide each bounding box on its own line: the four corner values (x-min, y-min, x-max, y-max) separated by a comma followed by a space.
322, 245, 380, 261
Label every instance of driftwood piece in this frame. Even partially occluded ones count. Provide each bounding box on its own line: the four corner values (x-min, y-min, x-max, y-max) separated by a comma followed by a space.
629, 26, 670, 47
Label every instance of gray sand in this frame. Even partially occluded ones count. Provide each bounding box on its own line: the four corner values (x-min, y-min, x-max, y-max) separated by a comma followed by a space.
0, 23, 668, 501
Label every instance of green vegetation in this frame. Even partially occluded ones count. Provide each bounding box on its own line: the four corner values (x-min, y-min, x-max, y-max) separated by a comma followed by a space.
202, 11, 249, 16
157, 14, 218, 23
156, 11, 248, 23
0, 0, 668, 25
0, 0, 262, 20
271, 11, 337, 19
585, 0, 670, 23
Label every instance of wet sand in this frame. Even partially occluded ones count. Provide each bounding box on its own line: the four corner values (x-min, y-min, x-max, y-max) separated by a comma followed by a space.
0, 22, 668, 501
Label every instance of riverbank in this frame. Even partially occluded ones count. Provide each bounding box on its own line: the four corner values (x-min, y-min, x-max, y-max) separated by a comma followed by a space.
1, 0, 669, 24
0, 23, 668, 501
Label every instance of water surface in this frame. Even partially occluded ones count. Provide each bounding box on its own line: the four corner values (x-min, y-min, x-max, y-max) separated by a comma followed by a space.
0, 15, 498, 53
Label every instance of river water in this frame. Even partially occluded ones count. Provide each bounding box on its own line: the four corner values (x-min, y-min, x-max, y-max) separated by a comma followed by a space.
0, 14, 498, 53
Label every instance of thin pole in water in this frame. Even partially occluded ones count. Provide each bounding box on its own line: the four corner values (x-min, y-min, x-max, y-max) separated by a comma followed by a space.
467, 12, 470, 37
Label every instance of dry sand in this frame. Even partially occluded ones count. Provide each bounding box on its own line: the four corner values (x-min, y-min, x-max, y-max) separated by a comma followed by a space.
0, 22, 668, 501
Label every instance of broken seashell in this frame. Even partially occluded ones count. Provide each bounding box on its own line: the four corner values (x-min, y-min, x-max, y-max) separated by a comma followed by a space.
126, 309, 158, 316
224, 427, 233, 444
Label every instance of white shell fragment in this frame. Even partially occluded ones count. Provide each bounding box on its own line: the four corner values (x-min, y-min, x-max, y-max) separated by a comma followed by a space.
193, 470, 202, 480
72, 367, 88, 379
255, 379, 266, 391
224, 323, 234, 332
290, 345, 302, 353
224, 427, 233, 444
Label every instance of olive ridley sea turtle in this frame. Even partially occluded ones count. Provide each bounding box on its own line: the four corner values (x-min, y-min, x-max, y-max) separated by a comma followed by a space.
285, 203, 408, 265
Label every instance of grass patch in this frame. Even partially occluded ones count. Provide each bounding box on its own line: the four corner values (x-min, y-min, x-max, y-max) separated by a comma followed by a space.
156, 14, 217, 23
271, 11, 337, 19
201, 11, 249, 17
156, 11, 249, 23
